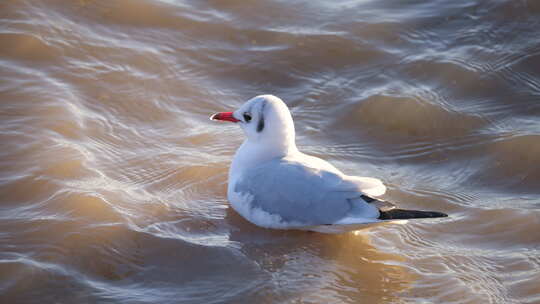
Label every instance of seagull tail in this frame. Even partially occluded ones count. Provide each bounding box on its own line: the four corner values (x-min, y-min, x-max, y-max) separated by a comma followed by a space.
378, 208, 448, 220
360, 195, 448, 220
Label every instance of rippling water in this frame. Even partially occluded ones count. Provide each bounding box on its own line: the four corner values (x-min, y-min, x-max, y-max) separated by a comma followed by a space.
1, 0, 539, 303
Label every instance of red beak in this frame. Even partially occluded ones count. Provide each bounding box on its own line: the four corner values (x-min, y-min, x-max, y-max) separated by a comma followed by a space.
210, 111, 240, 123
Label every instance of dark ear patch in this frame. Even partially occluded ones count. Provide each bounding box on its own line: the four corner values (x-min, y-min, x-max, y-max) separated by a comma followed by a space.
257, 114, 265, 132
256, 100, 266, 133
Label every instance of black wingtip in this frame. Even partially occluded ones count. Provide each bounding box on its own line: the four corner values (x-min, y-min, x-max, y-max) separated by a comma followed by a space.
378, 209, 448, 220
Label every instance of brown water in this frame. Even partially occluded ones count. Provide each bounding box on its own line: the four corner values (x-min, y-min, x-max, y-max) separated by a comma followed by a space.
1, 0, 540, 303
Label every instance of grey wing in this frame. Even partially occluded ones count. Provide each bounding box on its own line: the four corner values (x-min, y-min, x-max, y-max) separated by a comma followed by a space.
234, 159, 362, 225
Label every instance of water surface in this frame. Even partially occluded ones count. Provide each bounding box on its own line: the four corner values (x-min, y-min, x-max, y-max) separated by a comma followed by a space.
1, 0, 539, 303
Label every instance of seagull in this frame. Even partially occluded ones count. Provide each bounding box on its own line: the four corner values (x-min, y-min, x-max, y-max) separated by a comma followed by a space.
211, 95, 447, 233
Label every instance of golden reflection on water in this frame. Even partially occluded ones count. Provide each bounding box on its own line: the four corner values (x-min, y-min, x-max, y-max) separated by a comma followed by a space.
226, 209, 414, 302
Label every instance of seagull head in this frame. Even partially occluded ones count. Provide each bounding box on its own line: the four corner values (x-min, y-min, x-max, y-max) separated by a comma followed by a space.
211, 95, 297, 154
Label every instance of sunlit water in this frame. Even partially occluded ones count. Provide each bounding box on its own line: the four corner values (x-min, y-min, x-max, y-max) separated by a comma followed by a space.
1, 0, 539, 303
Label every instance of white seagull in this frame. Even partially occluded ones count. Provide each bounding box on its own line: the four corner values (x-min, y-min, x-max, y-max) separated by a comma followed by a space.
211, 95, 447, 233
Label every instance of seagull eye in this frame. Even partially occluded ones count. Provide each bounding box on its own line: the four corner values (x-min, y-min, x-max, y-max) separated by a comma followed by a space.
243, 113, 252, 122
